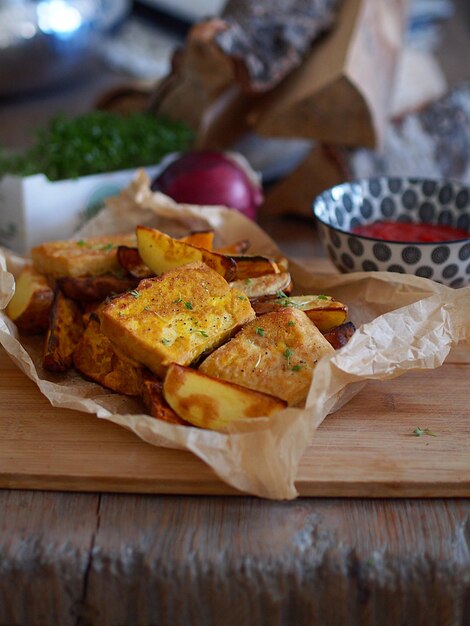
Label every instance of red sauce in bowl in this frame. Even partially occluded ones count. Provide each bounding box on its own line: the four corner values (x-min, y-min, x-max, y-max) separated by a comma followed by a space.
352, 221, 469, 243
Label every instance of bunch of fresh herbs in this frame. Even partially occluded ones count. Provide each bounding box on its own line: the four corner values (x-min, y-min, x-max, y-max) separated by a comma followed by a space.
0, 111, 194, 181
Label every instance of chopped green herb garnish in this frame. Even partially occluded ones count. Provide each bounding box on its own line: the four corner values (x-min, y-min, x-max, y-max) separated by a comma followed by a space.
291, 364, 304, 372
129, 290, 140, 299
317, 295, 329, 300
76, 239, 87, 247
173, 295, 193, 310
413, 427, 437, 437
237, 295, 246, 300
244, 278, 252, 285
287, 320, 295, 327
118, 312, 125, 317
255, 327, 265, 337
283, 348, 293, 367
191, 330, 209, 337
144, 305, 151, 311
276, 291, 301, 309
101, 243, 114, 252
161, 338, 171, 346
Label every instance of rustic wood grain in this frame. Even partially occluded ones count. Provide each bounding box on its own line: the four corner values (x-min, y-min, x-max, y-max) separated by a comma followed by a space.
0, 492, 467, 626
79, 495, 470, 626
0, 490, 99, 626
0, 341, 468, 498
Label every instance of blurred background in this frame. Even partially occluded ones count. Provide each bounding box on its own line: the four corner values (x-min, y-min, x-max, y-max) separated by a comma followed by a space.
1, 0, 469, 149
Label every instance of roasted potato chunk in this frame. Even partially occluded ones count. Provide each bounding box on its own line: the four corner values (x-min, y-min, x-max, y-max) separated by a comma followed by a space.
137, 226, 237, 280
32, 233, 136, 279
116, 246, 154, 279
228, 255, 280, 280
99, 262, 255, 378
142, 379, 188, 425
73, 316, 143, 395
323, 321, 356, 350
163, 364, 287, 431
180, 230, 214, 250
230, 272, 292, 299
58, 274, 139, 302
43, 289, 85, 372
251, 294, 348, 332
200, 308, 334, 406
6, 266, 54, 334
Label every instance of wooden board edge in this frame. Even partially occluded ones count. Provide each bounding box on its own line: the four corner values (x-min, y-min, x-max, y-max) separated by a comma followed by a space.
1, 474, 469, 499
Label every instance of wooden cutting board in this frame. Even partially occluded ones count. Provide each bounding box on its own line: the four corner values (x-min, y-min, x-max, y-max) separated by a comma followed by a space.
0, 343, 469, 497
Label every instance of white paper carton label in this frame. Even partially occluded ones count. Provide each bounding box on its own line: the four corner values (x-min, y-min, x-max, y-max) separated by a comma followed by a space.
0, 165, 161, 254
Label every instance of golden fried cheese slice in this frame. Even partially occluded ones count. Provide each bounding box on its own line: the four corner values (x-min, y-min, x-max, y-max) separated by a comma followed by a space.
99, 262, 255, 378
32, 233, 136, 279
199, 308, 335, 406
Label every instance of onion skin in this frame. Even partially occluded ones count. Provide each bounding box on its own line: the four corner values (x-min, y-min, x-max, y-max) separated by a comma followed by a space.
151, 151, 263, 220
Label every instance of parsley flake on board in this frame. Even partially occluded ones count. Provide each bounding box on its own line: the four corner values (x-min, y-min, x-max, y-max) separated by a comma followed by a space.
413, 427, 437, 437
255, 327, 265, 337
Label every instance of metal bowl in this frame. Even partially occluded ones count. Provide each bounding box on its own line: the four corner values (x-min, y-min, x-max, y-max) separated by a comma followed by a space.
0, 0, 130, 96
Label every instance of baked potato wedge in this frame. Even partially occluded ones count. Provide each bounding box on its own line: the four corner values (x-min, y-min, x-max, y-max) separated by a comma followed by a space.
116, 246, 154, 279
73, 316, 143, 395
6, 266, 54, 334
99, 262, 255, 378
230, 272, 292, 299
58, 274, 139, 302
32, 233, 136, 279
251, 294, 348, 332
323, 321, 356, 350
137, 226, 237, 280
200, 308, 334, 406
228, 255, 280, 280
43, 289, 85, 372
142, 379, 188, 425
117, 230, 214, 278
180, 230, 214, 250
163, 364, 287, 431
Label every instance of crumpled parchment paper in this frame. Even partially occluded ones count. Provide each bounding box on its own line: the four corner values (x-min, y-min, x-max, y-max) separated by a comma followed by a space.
1, 171, 469, 500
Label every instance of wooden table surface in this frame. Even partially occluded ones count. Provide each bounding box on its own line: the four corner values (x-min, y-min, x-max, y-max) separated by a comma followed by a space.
1, 4, 470, 626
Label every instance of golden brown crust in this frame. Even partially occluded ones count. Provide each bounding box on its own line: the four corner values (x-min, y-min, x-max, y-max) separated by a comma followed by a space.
43, 290, 85, 372
32, 234, 136, 279
99, 262, 255, 378
73, 317, 143, 396
200, 308, 334, 406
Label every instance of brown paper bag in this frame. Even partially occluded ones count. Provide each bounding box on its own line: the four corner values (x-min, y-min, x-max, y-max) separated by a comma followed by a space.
251, 0, 409, 149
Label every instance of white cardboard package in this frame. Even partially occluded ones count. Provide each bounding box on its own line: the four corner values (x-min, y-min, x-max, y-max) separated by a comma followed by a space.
0, 165, 161, 254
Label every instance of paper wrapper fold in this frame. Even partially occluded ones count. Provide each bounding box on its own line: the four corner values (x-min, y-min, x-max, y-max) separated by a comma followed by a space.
1, 171, 469, 500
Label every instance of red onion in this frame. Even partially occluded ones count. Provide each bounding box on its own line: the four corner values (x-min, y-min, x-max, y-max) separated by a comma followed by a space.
151, 151, 263, 220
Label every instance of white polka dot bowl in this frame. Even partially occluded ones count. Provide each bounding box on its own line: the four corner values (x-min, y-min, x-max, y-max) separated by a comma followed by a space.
312, 177, 470, 288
